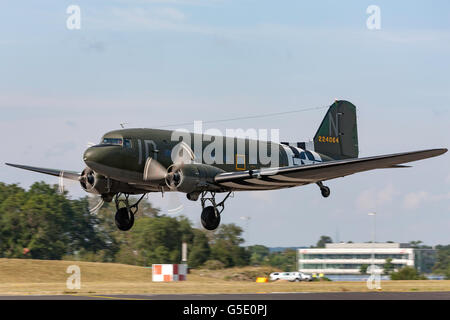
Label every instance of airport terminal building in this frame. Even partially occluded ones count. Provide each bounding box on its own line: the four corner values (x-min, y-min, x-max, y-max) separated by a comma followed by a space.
297, 243, 416, 275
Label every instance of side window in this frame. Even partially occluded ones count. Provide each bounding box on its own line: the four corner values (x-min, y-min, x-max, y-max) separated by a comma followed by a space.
123, 139, 132, 148
102, 138, 123, 145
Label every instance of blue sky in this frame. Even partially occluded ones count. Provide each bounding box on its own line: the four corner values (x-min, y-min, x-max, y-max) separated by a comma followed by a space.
1, 1, 449, 246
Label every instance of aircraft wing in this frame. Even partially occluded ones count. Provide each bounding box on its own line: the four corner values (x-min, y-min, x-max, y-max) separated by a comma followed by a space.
214, 148, 447, 191
5, 163, 81, 181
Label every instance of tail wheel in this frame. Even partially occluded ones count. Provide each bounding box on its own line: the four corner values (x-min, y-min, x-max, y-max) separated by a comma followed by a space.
320, 186, 330, 198
201, 206, 221, 230
115, 207, 134, 231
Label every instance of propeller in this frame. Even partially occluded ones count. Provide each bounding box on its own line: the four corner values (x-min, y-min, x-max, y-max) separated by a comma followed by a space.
57, 170, 81, 195
143, 142, 194, 214
143, 159, 184, 214
78, 168, 105, 214
143, 157, 167, 181
88, 196, 104, 215
165, 191, 184, 215
55, 169, 103, 214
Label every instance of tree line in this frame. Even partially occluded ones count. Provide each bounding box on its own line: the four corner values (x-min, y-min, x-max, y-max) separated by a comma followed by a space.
0, 182, 449, 278
0, 182, 250, 268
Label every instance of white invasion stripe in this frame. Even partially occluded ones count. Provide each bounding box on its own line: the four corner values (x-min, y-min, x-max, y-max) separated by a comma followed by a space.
271, 175, 316, 183
220, 182, 277, 190
310, 150, 322, 161
281, 145, 294, 166
293, 146, 305, 153
246, 178, 296, 186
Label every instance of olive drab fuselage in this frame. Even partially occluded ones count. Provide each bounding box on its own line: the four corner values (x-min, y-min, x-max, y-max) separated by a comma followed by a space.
83, 128, 329, 194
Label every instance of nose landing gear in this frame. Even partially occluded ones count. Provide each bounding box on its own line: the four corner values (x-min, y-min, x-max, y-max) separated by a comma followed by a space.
114, 193, 146, 231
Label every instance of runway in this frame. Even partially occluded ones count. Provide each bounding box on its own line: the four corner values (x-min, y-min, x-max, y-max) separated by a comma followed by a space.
0, 291, 449, 300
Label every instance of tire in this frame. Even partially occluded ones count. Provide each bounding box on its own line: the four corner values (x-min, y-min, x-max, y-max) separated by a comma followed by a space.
321, 186, 330, 198
201, 206, 221, 230
115, 207, 134, 231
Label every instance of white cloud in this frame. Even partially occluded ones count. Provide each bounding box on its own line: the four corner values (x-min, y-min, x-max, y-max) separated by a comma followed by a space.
372, 30, 450, 45
154, 7, 186, 21
45, 141, 78, 158
248, 190, 274, 204
402, 191, 450, 210
115, 0, 220, 6
355, 184, 396, 211
402, 191, 430, 210
103, 6, 195, 33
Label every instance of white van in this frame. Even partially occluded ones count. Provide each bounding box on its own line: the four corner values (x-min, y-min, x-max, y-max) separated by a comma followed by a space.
269, 272, 312, 282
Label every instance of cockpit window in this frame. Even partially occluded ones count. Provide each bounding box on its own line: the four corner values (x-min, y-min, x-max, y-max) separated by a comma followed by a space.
123, 139, 132, 148
102, 138, 123, 145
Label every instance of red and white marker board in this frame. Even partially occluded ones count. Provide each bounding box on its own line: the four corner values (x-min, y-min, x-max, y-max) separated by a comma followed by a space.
152, 264, 187, 282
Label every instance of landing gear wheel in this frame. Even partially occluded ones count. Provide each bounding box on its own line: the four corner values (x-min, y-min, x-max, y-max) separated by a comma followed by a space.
201, 206, 221, 230
115, 207, 135, 231
113, 193, 146, 231
320, 186, 330, 198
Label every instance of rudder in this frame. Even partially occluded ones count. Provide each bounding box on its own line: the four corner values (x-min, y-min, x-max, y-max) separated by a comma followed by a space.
313, 100, 358, 160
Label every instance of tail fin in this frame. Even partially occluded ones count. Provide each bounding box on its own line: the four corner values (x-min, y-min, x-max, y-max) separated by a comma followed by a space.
313, 100, 358, 160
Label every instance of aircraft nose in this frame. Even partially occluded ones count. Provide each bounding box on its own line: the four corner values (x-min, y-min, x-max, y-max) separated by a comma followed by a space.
83, 147, 100, 164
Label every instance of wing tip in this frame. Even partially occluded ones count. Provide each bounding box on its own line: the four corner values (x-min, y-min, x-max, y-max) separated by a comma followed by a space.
5, 162, 18, 168
434, 148, 448, 156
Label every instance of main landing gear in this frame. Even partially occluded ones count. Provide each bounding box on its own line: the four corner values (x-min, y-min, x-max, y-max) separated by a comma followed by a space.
200, 191, 232, 231
114, 193, 146, 231
317, 181, 330, 198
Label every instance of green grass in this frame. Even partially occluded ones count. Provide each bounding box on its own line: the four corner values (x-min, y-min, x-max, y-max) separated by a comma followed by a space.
0, 258, 449, 295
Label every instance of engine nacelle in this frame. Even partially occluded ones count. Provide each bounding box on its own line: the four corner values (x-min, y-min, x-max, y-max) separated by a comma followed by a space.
166, 163, 225, 194
79, 167, 112, 195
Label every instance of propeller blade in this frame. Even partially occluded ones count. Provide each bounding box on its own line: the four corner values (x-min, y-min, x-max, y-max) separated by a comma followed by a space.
89, 197, 104, 215
171, 142, 194, 169
58, 171, 65, 194
143, 157, 167, 181
57, 170, 80, 195
166, 191, 184, 215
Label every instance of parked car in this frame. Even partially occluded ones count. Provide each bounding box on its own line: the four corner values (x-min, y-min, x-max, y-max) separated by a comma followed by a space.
298, 272, 313, 281
269, 272, 312, 282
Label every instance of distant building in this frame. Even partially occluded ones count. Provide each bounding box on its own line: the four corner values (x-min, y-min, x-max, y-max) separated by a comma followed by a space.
298, 242, 416, 275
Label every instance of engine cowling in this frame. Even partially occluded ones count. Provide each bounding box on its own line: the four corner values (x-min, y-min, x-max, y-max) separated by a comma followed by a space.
79, 167, 112, 195
165, 163, 225, 194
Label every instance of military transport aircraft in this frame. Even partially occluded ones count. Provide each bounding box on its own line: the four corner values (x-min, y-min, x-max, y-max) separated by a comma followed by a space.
5, 100, 447, 231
